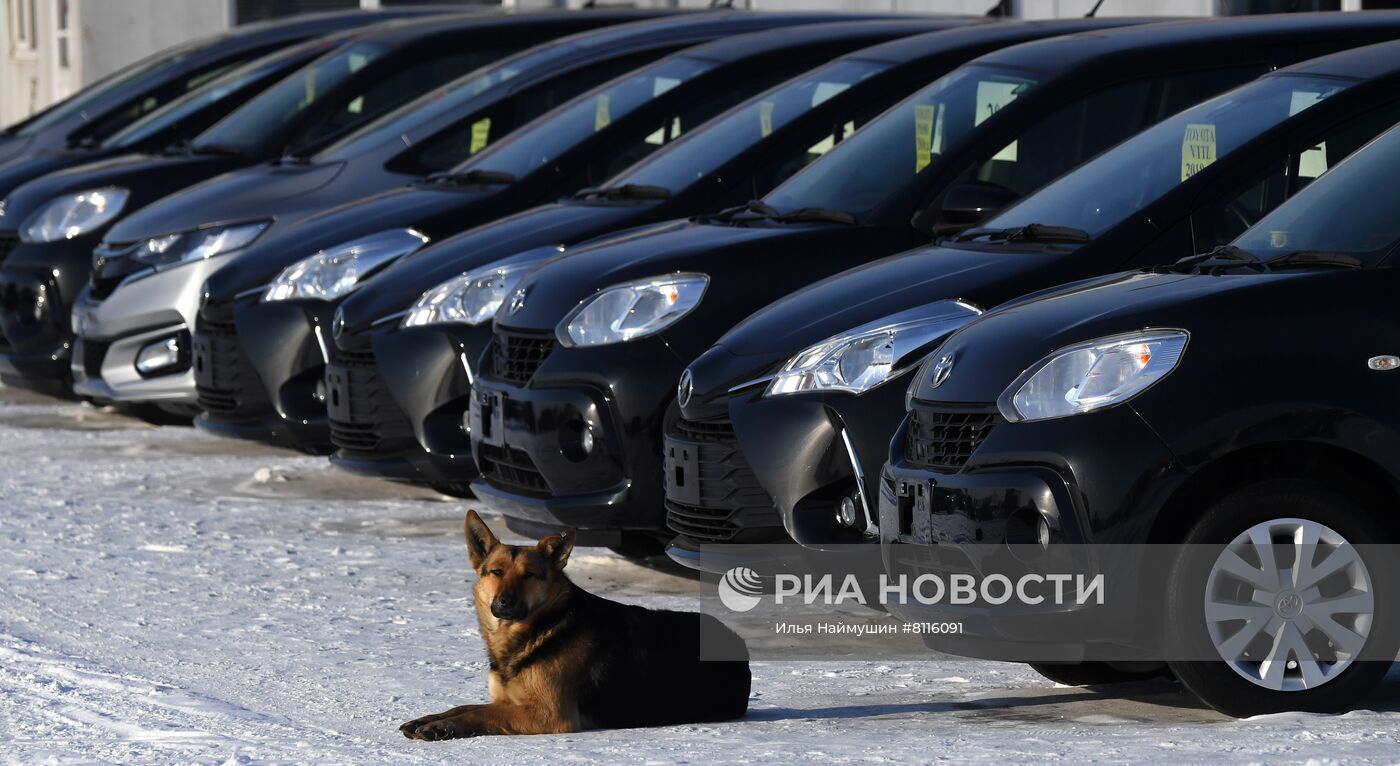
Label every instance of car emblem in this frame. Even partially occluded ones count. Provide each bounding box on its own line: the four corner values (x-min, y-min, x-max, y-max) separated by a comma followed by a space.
507, 286, 528, 315
677, 368, 694, 407
929, 354, 954, 389
333, 307, 346, 339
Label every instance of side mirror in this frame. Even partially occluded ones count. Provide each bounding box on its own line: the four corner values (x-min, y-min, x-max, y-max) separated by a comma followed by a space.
939, 181, 1020, 226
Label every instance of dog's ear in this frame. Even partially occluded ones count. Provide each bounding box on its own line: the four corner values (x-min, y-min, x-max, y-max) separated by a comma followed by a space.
464, 510, 500, 570
538, 528, 575, 571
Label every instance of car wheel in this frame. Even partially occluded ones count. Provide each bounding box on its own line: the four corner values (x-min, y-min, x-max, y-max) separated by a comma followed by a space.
1028, 662, 1169, 687
1165, 480, 1396, 717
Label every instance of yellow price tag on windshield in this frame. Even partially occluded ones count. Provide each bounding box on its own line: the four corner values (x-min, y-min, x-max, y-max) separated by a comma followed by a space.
915, 104, 935, 173
469, 118, 491, 154
595, 95, 610, 132
1181, 123, 1216, 181
759, 101, 774, 137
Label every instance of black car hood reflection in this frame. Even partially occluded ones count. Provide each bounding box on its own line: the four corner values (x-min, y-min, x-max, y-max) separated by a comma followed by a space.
105, 160, 347, 241
202, 183, 495, 299
337, 201, 646, 334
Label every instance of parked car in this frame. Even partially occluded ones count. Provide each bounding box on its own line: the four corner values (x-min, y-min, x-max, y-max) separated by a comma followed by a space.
0, 11, 641, 397
465, 13, 1400, 555
666, 38, 1400, 571
180, 16, 932, 450
0, 6, 449, 167
0, 9, 667, 239
879, 115, 1400, 716
322, 19, 1144, 497
71, 11, 891, 423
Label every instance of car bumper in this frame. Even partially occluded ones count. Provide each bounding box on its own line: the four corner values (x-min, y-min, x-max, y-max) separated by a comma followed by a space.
325, 321, 489, 492
467, 331, 683, 531
68, 254, 228, 405
0, 236, 98, 389
876, 403, 1181, 657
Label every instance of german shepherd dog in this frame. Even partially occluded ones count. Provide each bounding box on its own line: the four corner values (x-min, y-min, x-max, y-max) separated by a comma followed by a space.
400, 511, 751, 740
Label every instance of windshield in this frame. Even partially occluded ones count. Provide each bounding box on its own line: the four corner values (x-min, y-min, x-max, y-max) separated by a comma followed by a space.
606, 59, 888, 194
762, 65, 1039, 217
1234, 118, 1400, 268
314, 43, 573, 162
6, 39, 205, 136
457, 55, 714, 179
983, 74, 1352, 239
192, 41, 384, 156
102, 41, 327, 150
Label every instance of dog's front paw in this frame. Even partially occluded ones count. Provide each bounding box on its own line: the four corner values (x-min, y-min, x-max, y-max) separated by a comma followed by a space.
399, 715, 442, 739
413, 717, 476, 741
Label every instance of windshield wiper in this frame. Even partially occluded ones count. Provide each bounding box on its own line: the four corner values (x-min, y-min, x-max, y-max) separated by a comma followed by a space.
956, 223, 1090, 244
1159, 245, 1264, 274
769, 207, 856, 225
190, 142, 249, 158
1262, 250, 1363, 270
441, 168, 516, 186
692, 199, 780, 224
573, 183, 671, 201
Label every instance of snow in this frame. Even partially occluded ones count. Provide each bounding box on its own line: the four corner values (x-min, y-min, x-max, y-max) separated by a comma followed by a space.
1, 385, 1399, 764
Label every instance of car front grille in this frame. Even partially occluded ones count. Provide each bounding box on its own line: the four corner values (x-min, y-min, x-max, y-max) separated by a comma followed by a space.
488, 329, 554, 385
664, 417, 780, 544
326, 346, 415, 457
905, 403, 999, 471
478, 442, 550, 497
82, 338, 111, 378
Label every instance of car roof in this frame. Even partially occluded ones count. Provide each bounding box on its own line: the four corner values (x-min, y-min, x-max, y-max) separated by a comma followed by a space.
1276, 37, 1400, 80
846, 17, 1156, 66
333, 8, 674, 48
678, 17, 970, 65
980, 12, 1400, 75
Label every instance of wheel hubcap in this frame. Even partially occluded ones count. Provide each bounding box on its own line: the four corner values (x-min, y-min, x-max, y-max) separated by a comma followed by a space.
1203, 518, 1374, 692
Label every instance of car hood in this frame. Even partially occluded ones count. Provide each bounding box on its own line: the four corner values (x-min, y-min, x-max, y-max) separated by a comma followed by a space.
3, 152, 240, 229
0, 147, 106, 207
915, 267, 1340, 405
499, 220, 903, 337
339, 201, 644, 333
0, 134, 34, 167
106, 160, 346, 242
202, 184, 495, 300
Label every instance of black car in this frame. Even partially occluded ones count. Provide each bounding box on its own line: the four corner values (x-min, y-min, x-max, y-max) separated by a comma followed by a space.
666, 38, 1400, 570
323, 19, 1143, 498
878, 116, 1400, 716
0, 7, 446, 167
185, 16, 932, 452
467, 13, 1400, 552
0, 11, 639, 395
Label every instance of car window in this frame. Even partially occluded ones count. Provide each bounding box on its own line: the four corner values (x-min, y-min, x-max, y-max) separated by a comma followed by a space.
1196, 99, 1400, 248
608, 58, 889, 194
1233, 120, 1400, 267
400, 50, 672, 176
983, 72, 1349, 240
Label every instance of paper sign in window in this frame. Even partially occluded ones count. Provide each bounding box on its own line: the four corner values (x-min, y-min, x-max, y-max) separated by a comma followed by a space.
1181, 123, 1216, 181
760, 101, 774, 137
653, 76, 680, 97
915, 104, 936, 173
976, 81, 1020, 162
595, 95, 610, 132
1287, 90, 1330, 178
469, 118, 491, 154
811, 81, 850, 107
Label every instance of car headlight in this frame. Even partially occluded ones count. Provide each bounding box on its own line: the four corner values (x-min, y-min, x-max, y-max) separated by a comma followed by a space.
21, 187, 129, 242
130, 220, 270, 271
766, 301, 983, 397
997, 329, 1188, 422
557, 274, 707, 348
263, 228, 429, 303
402, 262, 534, 328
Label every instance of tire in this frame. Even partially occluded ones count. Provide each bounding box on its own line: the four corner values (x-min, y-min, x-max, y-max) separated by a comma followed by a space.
1029, 661, 1169, 687
1164, 480, 1397, 717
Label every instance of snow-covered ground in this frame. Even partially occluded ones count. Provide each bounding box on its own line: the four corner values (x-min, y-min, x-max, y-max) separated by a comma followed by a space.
2, 385, 1399, 765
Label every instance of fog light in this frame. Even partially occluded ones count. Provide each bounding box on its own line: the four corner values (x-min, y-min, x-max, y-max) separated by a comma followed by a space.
837, 495, 860, 527
135, 336, 182, 375
313, 379, 326, 404
580, 425, 594, 455
1005, 508, 1051, 548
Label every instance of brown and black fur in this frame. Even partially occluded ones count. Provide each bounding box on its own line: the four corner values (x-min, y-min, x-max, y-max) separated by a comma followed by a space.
400, 510, 751, 740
